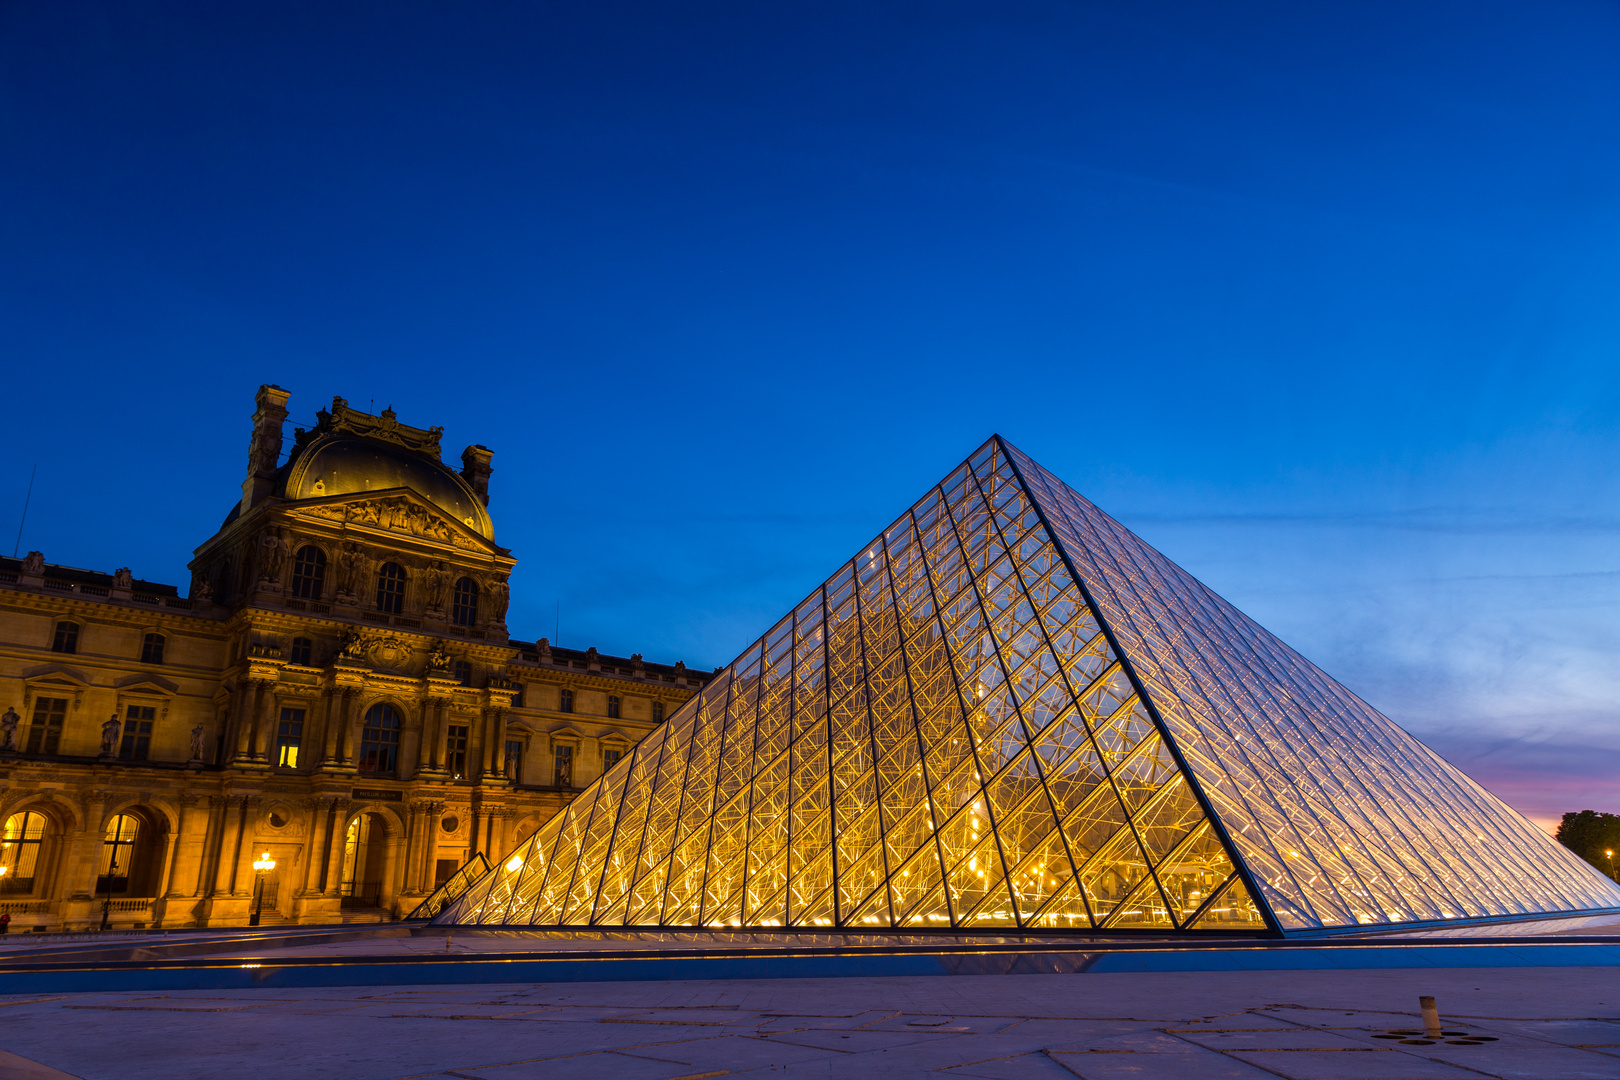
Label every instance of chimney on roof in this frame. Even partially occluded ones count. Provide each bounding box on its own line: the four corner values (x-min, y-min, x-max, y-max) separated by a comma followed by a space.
241, 384, 290, 515
461, 444, 493, 506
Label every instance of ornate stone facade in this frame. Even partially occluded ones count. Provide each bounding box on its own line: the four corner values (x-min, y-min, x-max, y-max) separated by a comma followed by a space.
0, 387, 707, 930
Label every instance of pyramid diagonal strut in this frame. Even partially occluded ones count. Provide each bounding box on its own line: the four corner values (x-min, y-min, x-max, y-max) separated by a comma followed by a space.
439, 438, 1620, 934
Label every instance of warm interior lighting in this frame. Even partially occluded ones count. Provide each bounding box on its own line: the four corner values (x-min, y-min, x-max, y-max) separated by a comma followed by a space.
252, 852, 275, 872
506, 855, 523, 872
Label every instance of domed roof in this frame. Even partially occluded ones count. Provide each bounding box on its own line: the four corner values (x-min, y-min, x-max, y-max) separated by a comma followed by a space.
283, 434, 494, 539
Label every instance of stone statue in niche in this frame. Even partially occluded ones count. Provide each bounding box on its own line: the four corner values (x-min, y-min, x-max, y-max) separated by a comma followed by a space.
0, 706, 18, 752
189, 723, 205, 763
100, 714, 123, 757
257, 529, 287, 586
20, 551, 43, 575
424, 560, 448, 614
426, 642, 450, 672
336, 543, 362, 599
487, 578, 510, 621
112, 567, 133, 590
191, 574, 214, 602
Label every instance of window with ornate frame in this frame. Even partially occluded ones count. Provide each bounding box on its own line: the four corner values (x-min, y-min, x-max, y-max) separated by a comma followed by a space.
289, 545, 326, 599
51, 622, 78, 654
446, 724, 468, 779
26, 697, 67, 755
358, 703, 400, 774
118, 706, 155, 761
601, 746, 623, 773
451, 577, 478, 627
375, 562, 406, 614
553, 744, 574, 787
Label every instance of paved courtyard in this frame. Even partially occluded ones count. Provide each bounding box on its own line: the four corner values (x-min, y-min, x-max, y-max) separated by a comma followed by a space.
0, 965, 1616, 1080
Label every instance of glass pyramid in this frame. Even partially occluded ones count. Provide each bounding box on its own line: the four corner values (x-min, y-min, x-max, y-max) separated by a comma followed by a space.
438, 438, 1620, 934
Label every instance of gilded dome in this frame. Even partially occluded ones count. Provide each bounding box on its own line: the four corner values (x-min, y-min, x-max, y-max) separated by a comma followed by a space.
282, 434, 494, 539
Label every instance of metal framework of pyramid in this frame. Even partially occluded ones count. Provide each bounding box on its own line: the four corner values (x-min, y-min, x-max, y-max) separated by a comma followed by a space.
438, 437, 1620, 934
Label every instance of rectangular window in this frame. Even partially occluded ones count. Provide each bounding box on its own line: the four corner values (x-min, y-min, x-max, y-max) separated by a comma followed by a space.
51, 622, 78, 654
553, 744, 573, 787
289, 637, 313, 665
118, 705, 155, 761
434, 858, 460, 889
558, 687, 573, 713
652, 701, 664, 723
26, 697, 67, 755
276, 707, 305, 768
606, 695, 620, 719
446, 724, 468, 779
602, 747, 623, 772
504, 739, 523, 783
140, 633, 164, 665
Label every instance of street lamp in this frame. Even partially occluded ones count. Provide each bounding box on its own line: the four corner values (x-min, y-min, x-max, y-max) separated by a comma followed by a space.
1607, 849, 1616, 884
249, 851, 276, 927
98, 848, 119, 932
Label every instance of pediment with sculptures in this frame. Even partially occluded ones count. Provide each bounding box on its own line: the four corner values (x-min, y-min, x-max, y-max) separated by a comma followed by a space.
291, 495, 483, 550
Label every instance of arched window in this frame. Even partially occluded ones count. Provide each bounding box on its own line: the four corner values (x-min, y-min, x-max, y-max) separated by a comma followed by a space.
98, 814, 139, 895
453, 660, 473, 687
451, 577, 479, 627
289, 637, 312, 665
289, 545, 326, 599
140, 633, 164, 665
51, 621, 78, 654
375, 562, 406, 614
0, 812, 47, 895
358, 704, 400, 774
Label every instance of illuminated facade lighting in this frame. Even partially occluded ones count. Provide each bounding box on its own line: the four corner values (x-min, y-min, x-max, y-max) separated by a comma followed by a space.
437, 437, 1620, 934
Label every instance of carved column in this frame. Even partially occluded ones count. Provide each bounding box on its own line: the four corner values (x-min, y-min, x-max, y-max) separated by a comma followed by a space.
324, 688, 355, 768
210, 797, 244, 896
486, 707, 509, 781
322, 800, 354, 897
296, 797, 324, 896
420, 697, 448, 774
229, 797, 263, 896
249, 681, 278, 762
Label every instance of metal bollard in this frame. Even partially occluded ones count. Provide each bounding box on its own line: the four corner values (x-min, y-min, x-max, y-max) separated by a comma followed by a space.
1419, 995, 1441, 1039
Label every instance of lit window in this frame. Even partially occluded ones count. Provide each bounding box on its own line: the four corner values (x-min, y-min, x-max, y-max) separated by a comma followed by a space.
26, 698, 66, 755
558, 687, 573, 713
553, 744, 573, 787
51, 622, 78, 654
140, 633, 165, 665
607, 695, 620, 719
118, 706, 155, 761
358, 704, 400, 774
451, 577, 479, 627
0, 812, 47, 895
290, 546, 326, 599
276, 708, 305, 768
99, 814, 139, 895
289, 637, 312, 665
375, 563, 406, 614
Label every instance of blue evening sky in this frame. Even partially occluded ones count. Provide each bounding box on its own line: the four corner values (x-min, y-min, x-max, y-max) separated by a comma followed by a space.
3, 1, 1618, 827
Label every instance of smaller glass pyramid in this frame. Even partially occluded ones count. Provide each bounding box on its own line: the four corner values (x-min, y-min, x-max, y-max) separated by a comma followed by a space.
437, 438, 1620, 934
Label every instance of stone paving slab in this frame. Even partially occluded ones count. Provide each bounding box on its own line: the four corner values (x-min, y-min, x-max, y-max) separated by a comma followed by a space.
0, 968, 1616, 1079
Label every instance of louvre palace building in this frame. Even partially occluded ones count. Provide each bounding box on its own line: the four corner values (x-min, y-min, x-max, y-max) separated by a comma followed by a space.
0, 386, 708, 931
